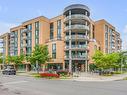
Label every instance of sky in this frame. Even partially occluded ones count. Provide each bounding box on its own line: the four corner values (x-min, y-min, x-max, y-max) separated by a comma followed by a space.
0, 0, 127, 50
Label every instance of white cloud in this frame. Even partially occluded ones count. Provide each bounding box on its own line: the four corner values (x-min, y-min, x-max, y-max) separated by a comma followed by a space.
0, 22, 16, 35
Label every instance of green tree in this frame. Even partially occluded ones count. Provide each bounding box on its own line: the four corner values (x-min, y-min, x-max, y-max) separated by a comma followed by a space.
0, 53, 3, 64
28, 45, 50, 73
5, 54, 25, 65
11, 54, 25, 65
92, 50, 120, 71
92, 50, 105, 70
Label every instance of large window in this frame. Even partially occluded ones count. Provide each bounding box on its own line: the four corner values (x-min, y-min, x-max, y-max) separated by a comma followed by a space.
57, 20, 61, 39
27, 24, 32, 30
52, 43, 56, 59
50, 23, 54, 40
35, 21, 39, 44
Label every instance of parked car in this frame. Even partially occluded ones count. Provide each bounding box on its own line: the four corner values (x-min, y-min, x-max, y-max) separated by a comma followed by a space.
2, 65, 16, 75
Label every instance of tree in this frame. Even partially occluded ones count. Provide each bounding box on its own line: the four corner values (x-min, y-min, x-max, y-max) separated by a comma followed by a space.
92, 50, 120, 71
0, 53, 3, 64
11, 54, 25, 65
28, 45, 50, 73
92, 50, 105, 70
5, 54, 25, 66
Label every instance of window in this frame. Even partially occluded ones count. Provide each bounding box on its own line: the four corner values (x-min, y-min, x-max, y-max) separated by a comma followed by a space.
50, 23, 54, 39
57, 20, 61, 39
27, 32, 31, 38
28, 24, 32, 30
52, 43, 56, 59
35, 21, 39, 29
35, 38, 39, 44
35, 30, 39, 37
27, 39, 31, 46
35, 21, 39, 44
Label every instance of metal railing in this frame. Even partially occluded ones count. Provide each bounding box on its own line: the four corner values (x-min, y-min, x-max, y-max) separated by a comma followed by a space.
65, 25, 89, 31
64, 14, 90, 21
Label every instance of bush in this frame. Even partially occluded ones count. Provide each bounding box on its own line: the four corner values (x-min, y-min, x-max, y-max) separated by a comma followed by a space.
40, 73, 59, 78
56, 70, 69, 76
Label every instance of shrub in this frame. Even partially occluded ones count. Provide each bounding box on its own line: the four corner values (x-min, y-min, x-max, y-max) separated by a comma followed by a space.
40, 73, 59, 78
56, 70, 68, 75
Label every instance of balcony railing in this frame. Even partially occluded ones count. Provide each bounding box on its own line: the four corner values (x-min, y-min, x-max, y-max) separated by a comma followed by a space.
22, 28, 31, 33
64, 14, 90, 22
65, 35, 89, 40
65, 25, 89, 31
65, 45, 88, 50
64, 55, 87, 60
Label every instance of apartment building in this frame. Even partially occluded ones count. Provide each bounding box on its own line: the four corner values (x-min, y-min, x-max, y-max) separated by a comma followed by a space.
94, 19, 122, 53
0, 33, 10, 57
0, 4, 121, 72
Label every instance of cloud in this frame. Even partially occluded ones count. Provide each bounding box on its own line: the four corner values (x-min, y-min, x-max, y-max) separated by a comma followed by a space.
0, 22, 16, 35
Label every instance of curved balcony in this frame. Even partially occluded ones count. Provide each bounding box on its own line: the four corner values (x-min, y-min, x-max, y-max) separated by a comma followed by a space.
64, 14, 90, 22
64, 55, 87, 60
65, 45, 89, 51
65, 35, 89, 41
23, 36, 27, 40
65, 25, 89, 32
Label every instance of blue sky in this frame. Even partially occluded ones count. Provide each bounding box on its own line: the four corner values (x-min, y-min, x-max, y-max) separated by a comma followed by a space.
0, 0, 127, 50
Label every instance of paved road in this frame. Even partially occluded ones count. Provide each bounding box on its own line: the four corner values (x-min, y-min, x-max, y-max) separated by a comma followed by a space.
0, 75, 127, 95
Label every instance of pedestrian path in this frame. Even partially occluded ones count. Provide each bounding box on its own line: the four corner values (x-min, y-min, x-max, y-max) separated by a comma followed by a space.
72, 72, 127, 82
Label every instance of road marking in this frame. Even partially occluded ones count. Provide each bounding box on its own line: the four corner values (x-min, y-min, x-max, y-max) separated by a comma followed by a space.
3, 81, 28, 85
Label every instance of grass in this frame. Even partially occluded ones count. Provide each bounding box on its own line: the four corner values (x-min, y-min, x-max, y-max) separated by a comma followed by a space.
30, 73, 41, 78
123, 77, 127, 80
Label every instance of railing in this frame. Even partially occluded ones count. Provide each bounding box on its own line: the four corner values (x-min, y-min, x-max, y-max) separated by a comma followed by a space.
65, 35, 89, 40
23, 36, 27, 40
65, 25, 89, 31
64, 14, 90, 21
64, 55, 87, 60
65, 45, 88, 50
22, 29, 31, 33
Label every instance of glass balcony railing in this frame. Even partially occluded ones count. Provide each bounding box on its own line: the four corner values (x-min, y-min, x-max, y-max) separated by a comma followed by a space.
65, 25, 89, 31
65, 54, 87, 59
65, 35, 89, 40
64, 14, 90, 22
65, 45, 88, 50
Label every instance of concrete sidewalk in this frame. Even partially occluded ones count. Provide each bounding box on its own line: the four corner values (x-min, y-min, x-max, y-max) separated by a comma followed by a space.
9, 71, 127, 82
72, 73, 127, 82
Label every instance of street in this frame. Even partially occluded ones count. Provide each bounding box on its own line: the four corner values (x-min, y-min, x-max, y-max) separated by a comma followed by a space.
0, 75, 127, 95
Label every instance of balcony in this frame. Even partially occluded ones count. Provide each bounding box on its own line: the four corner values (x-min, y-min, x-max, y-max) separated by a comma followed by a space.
23, 36, 27, 40
65, 45, 88, 51
64, 14, 90, 22
65, 25, 89, 31
22, 29, 31, 33
23, 43, 27, 47
10, 40, 14, 44
10, 34, 15, 38
65, 35, 89, 41
64, 55, 87, 60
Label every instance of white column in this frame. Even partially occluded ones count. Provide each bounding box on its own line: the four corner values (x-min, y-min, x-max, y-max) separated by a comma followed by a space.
85, 30, 88, 72
69, 10, 72, 73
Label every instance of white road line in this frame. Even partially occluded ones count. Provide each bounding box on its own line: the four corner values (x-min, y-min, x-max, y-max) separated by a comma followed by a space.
3, 81, 28, 85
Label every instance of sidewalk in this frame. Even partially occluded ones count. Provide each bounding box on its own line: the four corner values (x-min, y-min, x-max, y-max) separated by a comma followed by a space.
12, 71, 127, 82
71, 73, 127, 82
